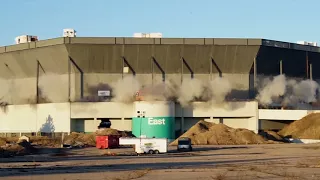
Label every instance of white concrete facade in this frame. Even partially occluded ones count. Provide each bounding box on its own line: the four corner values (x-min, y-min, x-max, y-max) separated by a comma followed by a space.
0, 103, 70, 133
259, 109, 313, 121
0, 101, 259, 134
258, 109, 320, 130
3, 101, 320, 135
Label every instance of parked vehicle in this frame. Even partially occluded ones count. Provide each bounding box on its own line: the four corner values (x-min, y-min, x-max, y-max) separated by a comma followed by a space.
177, 137, 192, 151
119, 137, 168, 154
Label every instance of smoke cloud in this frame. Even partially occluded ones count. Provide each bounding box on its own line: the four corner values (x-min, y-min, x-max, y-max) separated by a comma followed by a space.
109, 76, 233, 106
256, 74, 320, 106
178, 78, 204, 107
176, 77, 232, 107
0, 78, 12, 104
256, 75, 286, 105
207, 77, 232, 104
111, 75, 141, 103
283, 79, 319, 106
38, 73, 69, 103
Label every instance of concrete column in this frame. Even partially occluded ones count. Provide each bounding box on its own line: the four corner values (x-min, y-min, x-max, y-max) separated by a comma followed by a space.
121, 117, 125, 126
280, 60, 283, 74
180, 57, 184, 134
209, 58, 212, 81
219, 118, 223, 124
94, 117, 98, 130
310, 63, 313, 80
253, 57, 257, 89
306, 52, 309, 79
247, 101, 259, 133
181, 109, 185, 134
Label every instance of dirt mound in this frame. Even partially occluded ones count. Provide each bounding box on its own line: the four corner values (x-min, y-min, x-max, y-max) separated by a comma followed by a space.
95, 128, 120, 136
0, 140, 37, 158
170, 120, 268, 145
119, 131, 133, 137
30, 136, 61, 147
1, 136, 61, 148
63, 132, 96, 147
3, 137, 18, 144
279, 113, 320, 139
0, 138, 7, 146
64, 129, 133, 147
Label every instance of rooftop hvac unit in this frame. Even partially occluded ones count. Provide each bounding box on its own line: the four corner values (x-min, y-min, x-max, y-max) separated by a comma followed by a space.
308, 42, 318, 46
15, 35, 38, 44
297, 41, 318, 46
297, 41, 308, 45
133, 32, 162, 38
63, 29, 76, 37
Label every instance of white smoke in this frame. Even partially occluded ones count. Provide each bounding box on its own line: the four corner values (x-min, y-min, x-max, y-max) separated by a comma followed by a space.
288, 79, 319, 104
38, 73, 69, 103
163, 79, 179, 101
208, 77, 232, 104
0, 78, 12, 104
178, 78, 204, 107
109, 76, 233, 106
111, 75, 141, 103
256, 74, 286, 105
176, 77, 232, 107
257, 74, 320, 106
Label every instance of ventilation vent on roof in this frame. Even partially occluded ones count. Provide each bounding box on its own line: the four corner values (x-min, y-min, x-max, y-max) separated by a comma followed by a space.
297, 41, 318, 46
15, 35, 38, 44
63, 29, 77, 37
133, 33, 162, 38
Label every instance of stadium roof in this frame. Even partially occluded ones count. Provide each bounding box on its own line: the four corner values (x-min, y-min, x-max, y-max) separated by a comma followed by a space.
1, 37, 319, 54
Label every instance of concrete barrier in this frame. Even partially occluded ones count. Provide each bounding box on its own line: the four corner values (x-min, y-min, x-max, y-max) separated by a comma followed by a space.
287, 138, 320, 144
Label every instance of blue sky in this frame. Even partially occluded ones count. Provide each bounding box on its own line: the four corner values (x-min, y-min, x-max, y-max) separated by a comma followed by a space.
0, 0, 319, 46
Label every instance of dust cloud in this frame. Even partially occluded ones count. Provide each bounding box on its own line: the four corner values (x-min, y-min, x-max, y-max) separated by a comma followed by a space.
38, 73, 69, 103
256, 74, 286, 105
207, 77, 232, 104
111, 75, 141, 103
178, 78, 204, 107
0, 78, 12, 104
0, 78, 37, 105
256, 74, 319, 106
109, 76, 233, 106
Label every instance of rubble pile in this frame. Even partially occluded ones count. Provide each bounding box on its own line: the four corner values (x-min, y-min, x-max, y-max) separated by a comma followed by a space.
170, 120, 270, 145
279, 113, 320, 139
0, 137, 37, 158
63, 128, 133, 148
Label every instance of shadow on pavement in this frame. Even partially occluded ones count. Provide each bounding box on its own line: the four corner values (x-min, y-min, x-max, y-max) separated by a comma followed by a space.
0, 157, 290, 177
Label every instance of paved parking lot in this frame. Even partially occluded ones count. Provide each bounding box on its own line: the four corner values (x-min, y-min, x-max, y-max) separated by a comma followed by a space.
1, 144, 320, 180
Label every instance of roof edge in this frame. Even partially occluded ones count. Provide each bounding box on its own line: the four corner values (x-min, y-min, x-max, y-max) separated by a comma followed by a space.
0, 37, 319, 54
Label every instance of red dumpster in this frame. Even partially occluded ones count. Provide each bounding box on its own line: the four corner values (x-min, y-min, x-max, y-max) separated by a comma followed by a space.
96, 135, 119, 149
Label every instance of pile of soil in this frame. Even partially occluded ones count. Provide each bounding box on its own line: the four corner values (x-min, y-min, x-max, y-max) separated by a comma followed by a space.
278, 113, 320, 139
0, 138, 7, 146
29, 136, 62, 147
3, 137, 18, 144
96, 128, 133, 137
63, 132, 96, 147
0, 146, 24, 158
1, 136, 61, 148
63, 128, 133, 147
95, 128, 120, 136
170, 120, 268, 145
0, 140, 37, 158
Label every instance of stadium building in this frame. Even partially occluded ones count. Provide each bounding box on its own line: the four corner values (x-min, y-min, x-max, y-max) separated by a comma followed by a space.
0, 33, 320, 139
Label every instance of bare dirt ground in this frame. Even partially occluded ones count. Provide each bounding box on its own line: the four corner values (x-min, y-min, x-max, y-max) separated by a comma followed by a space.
1, 144, 320, 180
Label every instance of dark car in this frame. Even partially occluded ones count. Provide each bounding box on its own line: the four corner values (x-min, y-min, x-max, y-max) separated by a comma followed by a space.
98, 119, 111, 129
177, 137, 192, 151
